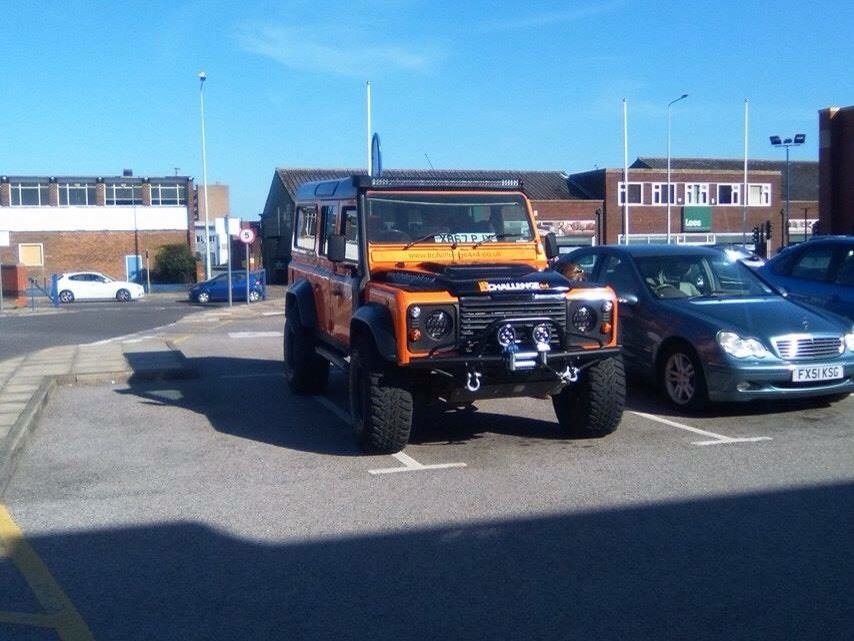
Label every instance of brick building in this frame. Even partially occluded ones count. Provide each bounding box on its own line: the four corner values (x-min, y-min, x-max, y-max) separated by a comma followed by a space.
260, 168, 600, 283
819, 105, 854, 235
0, 172, 196, 283
568, 158, 818, 246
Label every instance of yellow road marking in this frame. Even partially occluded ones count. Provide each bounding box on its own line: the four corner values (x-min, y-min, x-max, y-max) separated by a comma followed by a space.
0, 504, 95, 640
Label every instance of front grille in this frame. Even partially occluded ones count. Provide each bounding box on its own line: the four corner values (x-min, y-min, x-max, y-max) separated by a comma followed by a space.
459, 295, 566, 345
772, 335, 843, 360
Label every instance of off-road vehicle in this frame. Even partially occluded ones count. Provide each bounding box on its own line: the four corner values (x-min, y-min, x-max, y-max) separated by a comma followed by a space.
285, 175, 625, 452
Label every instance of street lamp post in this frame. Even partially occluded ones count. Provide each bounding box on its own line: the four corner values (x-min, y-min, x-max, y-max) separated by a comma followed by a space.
666, 94, 688, 244
198, 71, 212, 280
769, 133, 805, 248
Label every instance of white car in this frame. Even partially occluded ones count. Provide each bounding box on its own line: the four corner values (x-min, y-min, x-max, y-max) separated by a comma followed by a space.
56, 272, 145, 303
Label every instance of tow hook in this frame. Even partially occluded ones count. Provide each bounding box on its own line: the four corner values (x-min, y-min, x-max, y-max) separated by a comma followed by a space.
560, 366, 580, 383
465, 368, 482, 392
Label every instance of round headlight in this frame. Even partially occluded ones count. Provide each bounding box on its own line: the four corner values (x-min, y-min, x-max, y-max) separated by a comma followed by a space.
409, 305, 422, 319
532, 323, 551, 345
497, 323, 516, 347
425, 310, 452, 339
572, 306, 596, 333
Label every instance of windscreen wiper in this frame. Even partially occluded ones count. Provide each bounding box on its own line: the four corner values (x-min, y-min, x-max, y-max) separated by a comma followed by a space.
472, 233, 522, 249
402, 230, 449, 250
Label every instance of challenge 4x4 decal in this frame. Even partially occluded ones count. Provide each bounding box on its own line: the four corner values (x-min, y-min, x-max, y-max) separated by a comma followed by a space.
477, 280, 551, 293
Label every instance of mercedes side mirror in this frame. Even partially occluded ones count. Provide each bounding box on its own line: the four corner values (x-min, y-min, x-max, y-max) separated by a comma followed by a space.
543, 232, 558, 260
327, 234, 347, 263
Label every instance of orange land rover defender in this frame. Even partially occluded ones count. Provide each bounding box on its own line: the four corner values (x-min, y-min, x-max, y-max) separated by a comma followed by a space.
285, 176, 625, 453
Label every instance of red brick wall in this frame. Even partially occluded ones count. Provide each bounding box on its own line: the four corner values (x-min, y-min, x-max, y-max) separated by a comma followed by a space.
0, 231, 191, 282
819, 106, 854, 235
599, 168, 786, 244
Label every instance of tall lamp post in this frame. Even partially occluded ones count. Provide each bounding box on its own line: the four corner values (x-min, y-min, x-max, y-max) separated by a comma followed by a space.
666, 93, 688, 244
198, 71, 212, 280
769, 133, 805, 248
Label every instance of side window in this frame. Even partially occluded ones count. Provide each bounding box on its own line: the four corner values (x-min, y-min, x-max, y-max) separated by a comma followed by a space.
569, 253, 599, 277
600, 255, 636, 295
342, 207, 359, 262
834, 248, 854, 286
791, 247, 834, 282
320, 205, 337, 256
294, 205, 318, 252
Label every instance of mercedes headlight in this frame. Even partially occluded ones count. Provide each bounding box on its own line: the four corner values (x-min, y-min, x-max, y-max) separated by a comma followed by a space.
844, 332, 854, 352
717, 331, 769, 358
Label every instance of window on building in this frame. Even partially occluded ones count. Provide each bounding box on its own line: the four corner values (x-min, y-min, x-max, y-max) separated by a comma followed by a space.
652, 183, 676, 205
150, 183, 187, 206
105, 184, 142, 206
716, 184, 741, 206
618, 182, 643, 205
294, 206, 318, 252
58, 182, 96, 206
10, 182, 50, 206
747, 183, 771, 206
684, 183, 709, 205
18, 243, 44, 266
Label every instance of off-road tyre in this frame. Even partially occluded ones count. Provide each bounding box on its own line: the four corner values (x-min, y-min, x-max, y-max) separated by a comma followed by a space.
552, 355, 625, 437
284, 308, 329, 395
349, 336, 413, 453
659, 343, 707, 412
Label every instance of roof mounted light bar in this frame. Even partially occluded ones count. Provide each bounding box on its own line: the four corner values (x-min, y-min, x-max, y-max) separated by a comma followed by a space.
354, 175, 523, 190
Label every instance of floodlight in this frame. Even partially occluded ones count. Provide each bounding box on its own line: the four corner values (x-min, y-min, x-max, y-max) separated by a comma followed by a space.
793, 133, 806, 144
769, 135, 782, 145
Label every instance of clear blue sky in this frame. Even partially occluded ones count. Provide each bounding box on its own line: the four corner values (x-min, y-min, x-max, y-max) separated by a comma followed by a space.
2, 0, 851, 217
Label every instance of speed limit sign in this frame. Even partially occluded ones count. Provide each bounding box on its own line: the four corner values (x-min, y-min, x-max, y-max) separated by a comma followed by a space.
238, 228, 256, 244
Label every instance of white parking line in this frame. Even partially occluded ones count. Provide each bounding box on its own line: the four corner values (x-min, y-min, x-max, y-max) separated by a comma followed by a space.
630, 411, 772, 446
227, 331, 283, 339
314, 397, 468, 474
369, 452, 467, 475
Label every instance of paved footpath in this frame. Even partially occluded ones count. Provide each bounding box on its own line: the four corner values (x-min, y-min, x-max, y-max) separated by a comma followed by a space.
0, 297, 285, 497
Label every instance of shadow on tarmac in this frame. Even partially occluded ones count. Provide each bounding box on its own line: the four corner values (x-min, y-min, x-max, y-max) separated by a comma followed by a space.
13, 482, 854, 640
116, 354, 849, 456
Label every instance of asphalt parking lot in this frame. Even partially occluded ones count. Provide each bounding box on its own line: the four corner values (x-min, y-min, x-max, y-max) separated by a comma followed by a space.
2, 311, 853, 640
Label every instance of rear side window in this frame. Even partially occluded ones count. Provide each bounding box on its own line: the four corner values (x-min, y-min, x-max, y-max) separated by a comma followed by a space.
320, 205, 337, 256
790, 247, 834, 282
342, 207, 359, 261
294, 206, 318, 252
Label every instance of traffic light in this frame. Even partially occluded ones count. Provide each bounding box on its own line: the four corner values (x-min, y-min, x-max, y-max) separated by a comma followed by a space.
765, 220, 772, 240
752, 226, 760, 246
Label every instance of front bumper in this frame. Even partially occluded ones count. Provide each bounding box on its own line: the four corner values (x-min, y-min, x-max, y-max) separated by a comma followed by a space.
705, 359, 854, 402
407, 346, 622, 400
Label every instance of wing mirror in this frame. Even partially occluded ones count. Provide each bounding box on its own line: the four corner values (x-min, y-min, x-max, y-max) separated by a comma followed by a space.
327, 234, 347, 263
543, 232, 558, 260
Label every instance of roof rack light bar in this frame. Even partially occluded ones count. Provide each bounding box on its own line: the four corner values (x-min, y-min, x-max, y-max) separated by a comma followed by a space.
355, 176, 523, 190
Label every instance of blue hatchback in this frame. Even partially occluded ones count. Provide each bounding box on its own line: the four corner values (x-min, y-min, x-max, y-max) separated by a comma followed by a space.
189, 271, 265, 303
758, 237, 854, 321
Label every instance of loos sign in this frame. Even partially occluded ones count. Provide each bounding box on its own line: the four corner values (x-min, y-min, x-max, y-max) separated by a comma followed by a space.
682, 206, 712, 233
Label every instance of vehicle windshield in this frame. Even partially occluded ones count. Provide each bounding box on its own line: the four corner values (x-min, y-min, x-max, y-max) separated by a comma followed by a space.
635, 254, 775, 299
365, 193, 534, 245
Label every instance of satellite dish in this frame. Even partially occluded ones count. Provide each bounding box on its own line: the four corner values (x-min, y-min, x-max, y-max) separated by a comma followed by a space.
370, 133, 382, 177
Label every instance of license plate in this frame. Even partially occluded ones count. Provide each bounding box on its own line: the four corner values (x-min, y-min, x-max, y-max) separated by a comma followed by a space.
791, 365, 843, 382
